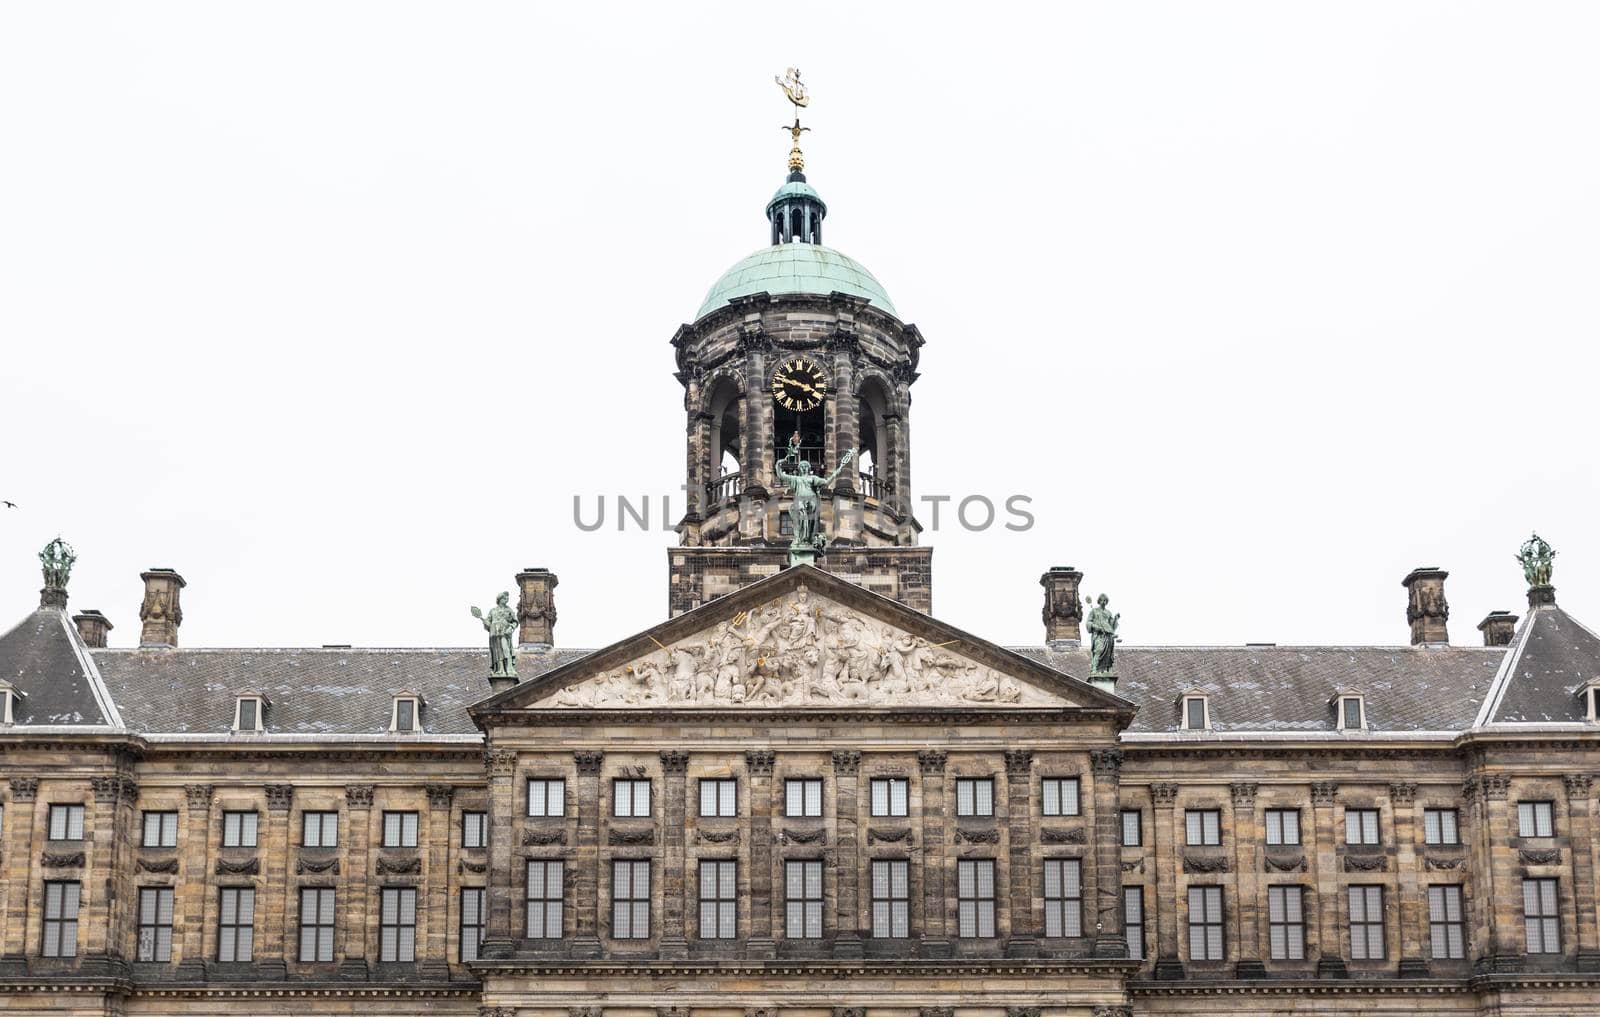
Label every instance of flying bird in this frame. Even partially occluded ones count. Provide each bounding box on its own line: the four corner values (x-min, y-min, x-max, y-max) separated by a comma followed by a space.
2, 501, 15, 509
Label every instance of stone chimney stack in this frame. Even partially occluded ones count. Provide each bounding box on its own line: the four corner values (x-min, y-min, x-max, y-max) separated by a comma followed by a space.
1477, 610, 1517, 647
516, 568, 558, 649
1039, 566, 1084, 648
1401, 567, 1449, 646
73, 610, 113, 648
138, 569, 186, 648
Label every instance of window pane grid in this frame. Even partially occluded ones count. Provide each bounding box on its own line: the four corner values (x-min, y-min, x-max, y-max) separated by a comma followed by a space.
383, 811, 419, 848
956, 779, 995, 818
1185, 810, 1221, 846
957, 859, 996, 938
526, 860, 564, 939
463, 812, 487, 849
698, 860, 738, 938
1042, 778, 1080, 817
785, 860, 824, 938
1124, 887, 1146, 960
1518, 801, 1555, 838
298, 888, 336, 962
379, 888, 417, 962
218, 887, 255, 962
1043, 859, 1083, 937
1522, 877, 1561, 954
527, 778, 566, 818
1428, 884, 1465, 960
223, 811, 259, 848
42, 881, 81, 958
870, 860, 910, 938
136, 887, 175, 962
870, 778, 909, 818
1345, 809, 1380, 845
612, 860, 651, 939
460, 887, 486, 961
302, 812, 338, 848
700, 779, 738, 818
48, 805, 85, 841
1265, 809, 1300, 846
1187, 886, 1224, 961
1120, 809, 1142, 847
1267, 885, 1305, 960
785, 779, 824, 818
1424, 809, 1459, 845
142, 811, 179, 848
1348, 885, 1386, 960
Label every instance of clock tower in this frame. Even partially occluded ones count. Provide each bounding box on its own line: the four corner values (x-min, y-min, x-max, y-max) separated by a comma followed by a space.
668, 81, 931, 614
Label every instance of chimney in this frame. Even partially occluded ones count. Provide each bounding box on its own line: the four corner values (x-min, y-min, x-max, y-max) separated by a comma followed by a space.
138, 569, 186, 648
516, 568, 559, 649
1040, 566, 1084, 648
73, 610, 113, 648
1401, 567, 1449, 646
1477, 610, 1517, 647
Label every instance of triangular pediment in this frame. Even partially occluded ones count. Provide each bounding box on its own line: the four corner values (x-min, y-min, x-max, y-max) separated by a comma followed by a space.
477, 566, 1130, 714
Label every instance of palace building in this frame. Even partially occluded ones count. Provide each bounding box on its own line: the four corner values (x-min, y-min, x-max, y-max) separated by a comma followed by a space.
2, 81, 1598, 1017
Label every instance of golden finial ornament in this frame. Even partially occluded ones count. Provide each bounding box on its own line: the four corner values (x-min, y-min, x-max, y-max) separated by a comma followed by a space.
776, 67, 810, 172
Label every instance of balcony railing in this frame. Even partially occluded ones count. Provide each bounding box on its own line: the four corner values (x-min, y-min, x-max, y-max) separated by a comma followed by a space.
706, 470, 743, 503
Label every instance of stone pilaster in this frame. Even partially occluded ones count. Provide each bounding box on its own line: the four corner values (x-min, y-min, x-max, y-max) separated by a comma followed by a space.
659, 751, 689, 958
422, 784, 454, 977
738, 323, 772, 531
1150, 782, 1181, 979
174, 785, 213, 979
571, 750, 604, 958
1311, 781, 1345, 978
1390, 782, 1427, 977
340, 784, 374, 979
85, 775, 134, 967
745, 750, 776, 958
1230, 781, 1262, 978
481, 750, 518, 959
918, 750, 950, 956
1090, 750, 1126, 958
828, 329, 859, 499
832, 750, 863, 957
1565, 775, 1600, 969
1, 777, 40, 970
1003, 749, 1036, 957
1476, 774, 1519, 971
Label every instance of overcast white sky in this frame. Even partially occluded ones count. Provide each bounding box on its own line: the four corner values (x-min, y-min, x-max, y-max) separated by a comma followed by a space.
2, 2, 1597, 652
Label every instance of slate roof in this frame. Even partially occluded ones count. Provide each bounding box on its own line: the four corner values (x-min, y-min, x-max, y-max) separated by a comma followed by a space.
1484, 605, 1600, 725
0, 607, 115, 728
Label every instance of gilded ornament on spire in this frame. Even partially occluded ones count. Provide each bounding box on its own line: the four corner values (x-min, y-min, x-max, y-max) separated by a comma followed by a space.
776, 67, 811, 172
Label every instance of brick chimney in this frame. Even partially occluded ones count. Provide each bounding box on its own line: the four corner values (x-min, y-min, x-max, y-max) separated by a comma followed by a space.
1039, 566, 1083, 648
516, 568, 558, 649
73, 610, 113, 648
1401, 567, 1449, 646
1477, 610, 1517, 647
138, 569, 186, 648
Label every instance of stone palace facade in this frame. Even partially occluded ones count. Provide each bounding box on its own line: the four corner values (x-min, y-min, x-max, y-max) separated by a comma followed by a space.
3, 104, 1598, 1017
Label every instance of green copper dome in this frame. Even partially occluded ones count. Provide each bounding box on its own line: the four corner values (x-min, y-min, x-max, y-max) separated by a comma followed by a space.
766, 180, 826, 215
696, 243, 897, 320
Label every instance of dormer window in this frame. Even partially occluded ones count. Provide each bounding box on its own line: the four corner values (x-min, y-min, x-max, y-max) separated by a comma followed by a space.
391, 694, 421, 733
1583, 683, 1600, 722
0, 682, 18, 725
234, 695, 265, 733
1336, 693, 1366, 732
1181, 694, 1210, 731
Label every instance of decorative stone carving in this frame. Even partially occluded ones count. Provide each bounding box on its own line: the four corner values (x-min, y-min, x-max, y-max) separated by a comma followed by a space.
608, 828, 655, 847
1425, 855, 1466, 870
573, 751, 605, 775
1229, 781, 1258, 807
215, 857, 259, 875
1343, 854, 1388, 872
832, 750, 862, 775
1008, 1008, 1042, 1017
1183, 853, 1232, 873
536, 587, 1054, 708
1150, 782, 1180, 807
660, 750, 690, 774
660, 1008, 691, 1017
425, 784, 455, 808
377, 856, 423, 875
570, 1008, 601, 1017
264, 784, 295, 812
920, 1008, 954, 1017
1521, 848, 1562, 865
1005, 749, 1034, 775
867, 827, 912, 844
955, 827, 1000, 845
1564, 774, 1594, 798
1090, 747, 1123, 778
697, 828, 739, 845
1121, 858, 1145, 874
92, 775, 137, 804
780, 827, 827, 845
136, 856, 181, 873
345, 784, 375, 809
1093, 1008, 1134, 1017
523, 829, 568, 846
9, 777, 39, 802
184, 784, 213, 810
42, 852, 85, 868
745, 750, 776, 775
1481, 774, 1511, 800
460, 859, 488, 874
1388, 782, 1418, 804
1264, 853, 1307, 872
485, 749, 518, 778
1311, 781, 1339, 807
1041, 826, 1086, 844
480, 1008, 515, 1017
297, 856, 340, 875
745, 1008, 777, 1017
917, 750, 947, 774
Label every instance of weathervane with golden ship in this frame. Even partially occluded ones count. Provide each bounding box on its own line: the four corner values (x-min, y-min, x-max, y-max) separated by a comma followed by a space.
776, 67, 810, 172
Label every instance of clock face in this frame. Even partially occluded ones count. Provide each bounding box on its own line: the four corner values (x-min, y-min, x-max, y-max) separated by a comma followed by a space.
771, 356, 827, 411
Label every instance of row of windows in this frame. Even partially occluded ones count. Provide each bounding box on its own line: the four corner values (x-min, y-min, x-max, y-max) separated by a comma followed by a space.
128, 809, 490, 850
1164, 805, 1530, 848
1179, 693, 1367, 731
230, 694, 423, 733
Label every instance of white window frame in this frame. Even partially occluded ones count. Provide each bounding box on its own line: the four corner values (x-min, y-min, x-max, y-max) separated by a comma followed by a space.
1042, 777, 1080, 817
1424, 807, 1460, 845
1583, 683, 1600, 722
222, 810, 259, 848
382, 811, 419, 848
1345, 808, 1381, 846
390, 694, 421, 733
1518, 800, 1555, 838
699, 778, 738, 818
0, 682, 20, 725
870, 858, 910, 938
527, 778, 565, 818
462, 811, 488, 849
233, 695, 265, 733
302, 811, 338, 848
1336, 693, 1366, 732
698, 859, 738, 939
613, 778, 652, 818
1120, 809, 1143, 847
785, 778, 824, 818
526, 859, 564, 939
870, 777, 909, 818
1185, 808, 1222, 846
48, 804, 86, 841
955, 778, 995, 818
1181, 694, 1210, 731
1265, 808, 1301, 846
141, 810, 179, 848
1267, 884, 1305, 960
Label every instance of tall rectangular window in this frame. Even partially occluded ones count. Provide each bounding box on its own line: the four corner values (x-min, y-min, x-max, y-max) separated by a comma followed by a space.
698, 860, 737, 939
1042, 777, 1080, 817
1121, 809, 1143, 847
527, 778, 565, 817
462, 811, 488, 849
1348, 885, 1385, 959
1184, 696, 1208, 730
613, 779, 651, 818
47, 804, 85, 841
1424, 808, 1459, 845
526, 859, 564, 939
1043, 858, 1082, 937
141, 811, 178, 848
870, 778, 909, 817
1267, 885, 1305, 960
382, 811, 419, 848
1187, 886, 1224, 961
1522, 877, 1561, 953
222, 810, 258, 848
1428, 884, 1465, 960
785, 779, 824, 818
785, 860, 824, 938
1345, 808, 1380, 845
870, 859, 909, 938
699, 779, 737, 818
136, 887, 175, 962
460, 887, 485, 961
218, 887, 255, 962
41, 881, 80, 957
957, 859, 997, 938
298, 888, 336, 962
1518, 801, 1555, 838
1124, 886, 1145, 960
1264, 809, 1301, 846
379, 887, 417, 962
955, 778, 995, 818
1185, 809, 1221, 846
611, 860, 651, 939
301, 811, 338, 848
